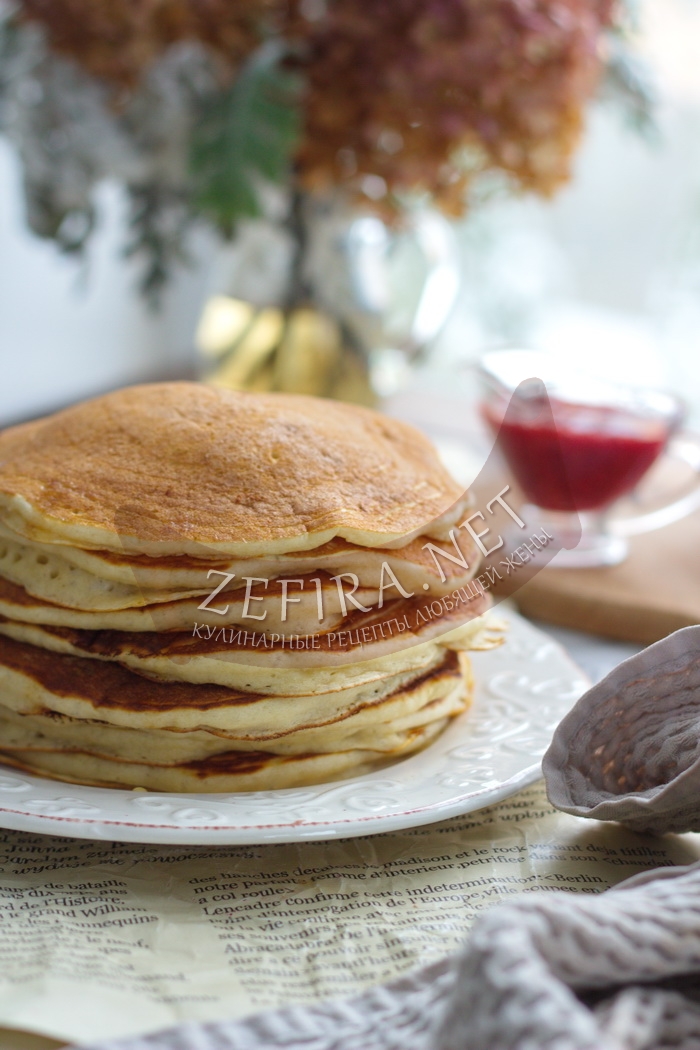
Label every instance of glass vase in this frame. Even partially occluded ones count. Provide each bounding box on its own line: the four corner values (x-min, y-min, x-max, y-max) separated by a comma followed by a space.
196, 191, 460, 404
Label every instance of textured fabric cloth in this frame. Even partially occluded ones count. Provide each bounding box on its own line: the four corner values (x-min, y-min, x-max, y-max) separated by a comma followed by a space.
73, 864, 700, 1050
70, 627, 700, 1050
544, 624, 700, 834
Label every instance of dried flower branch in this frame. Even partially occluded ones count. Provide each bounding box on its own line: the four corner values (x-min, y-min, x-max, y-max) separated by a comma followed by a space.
17, 0, 288, 87
0, 0, 641, 299
294, 0, 617, 210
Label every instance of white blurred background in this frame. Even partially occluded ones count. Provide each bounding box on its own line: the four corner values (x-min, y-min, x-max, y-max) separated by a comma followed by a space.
1, 0, 699, 426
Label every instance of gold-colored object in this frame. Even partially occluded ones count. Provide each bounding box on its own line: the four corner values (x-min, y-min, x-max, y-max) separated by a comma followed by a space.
197, 296, 376, 406
0, 382, 469, 554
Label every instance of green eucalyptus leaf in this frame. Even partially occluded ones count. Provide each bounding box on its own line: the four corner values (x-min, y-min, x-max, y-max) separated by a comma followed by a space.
190, 42, 302, 235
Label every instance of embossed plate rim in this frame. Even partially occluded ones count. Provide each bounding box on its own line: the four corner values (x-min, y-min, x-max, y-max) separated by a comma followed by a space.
0, 613, 588, 844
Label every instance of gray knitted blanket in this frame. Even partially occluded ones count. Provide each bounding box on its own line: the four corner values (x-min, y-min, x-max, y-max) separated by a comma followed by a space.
73, 626, 700, 1050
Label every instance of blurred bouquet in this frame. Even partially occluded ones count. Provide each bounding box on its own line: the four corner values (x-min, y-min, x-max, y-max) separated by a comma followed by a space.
0, 0, 649, 401
0, 0, 641, 296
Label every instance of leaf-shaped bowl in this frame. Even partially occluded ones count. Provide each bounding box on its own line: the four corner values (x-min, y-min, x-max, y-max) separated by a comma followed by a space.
543, 625, 700, 834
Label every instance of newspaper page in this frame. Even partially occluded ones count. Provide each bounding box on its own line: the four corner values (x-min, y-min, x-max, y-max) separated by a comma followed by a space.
0, 779, 699, 1047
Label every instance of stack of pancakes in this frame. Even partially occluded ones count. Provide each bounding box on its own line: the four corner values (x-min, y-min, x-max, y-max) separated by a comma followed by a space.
0, 383, 492, 791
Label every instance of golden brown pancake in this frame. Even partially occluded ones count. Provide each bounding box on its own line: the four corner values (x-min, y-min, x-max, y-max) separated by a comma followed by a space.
0, 522, 480, 594
0, 717, 452, 792
0, 383, 469, 556
0, 651, 468, 755
0, 532, 210, 610
0, 630, 472, 789
0, 383, 495, 792
0, 610, 491, 729
0, 585, 491, 669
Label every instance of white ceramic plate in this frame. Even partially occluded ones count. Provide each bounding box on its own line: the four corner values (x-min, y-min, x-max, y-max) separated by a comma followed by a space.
0, 613, 588, 844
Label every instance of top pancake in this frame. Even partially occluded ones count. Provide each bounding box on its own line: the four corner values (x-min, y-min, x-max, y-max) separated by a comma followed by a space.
0, 384, 467, 556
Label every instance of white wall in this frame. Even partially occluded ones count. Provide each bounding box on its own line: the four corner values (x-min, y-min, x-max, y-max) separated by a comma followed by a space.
0, 140, 212, 425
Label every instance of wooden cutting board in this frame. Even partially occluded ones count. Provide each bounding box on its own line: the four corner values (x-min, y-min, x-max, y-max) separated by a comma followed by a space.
511, 508, 700, 644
